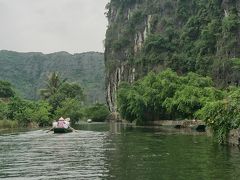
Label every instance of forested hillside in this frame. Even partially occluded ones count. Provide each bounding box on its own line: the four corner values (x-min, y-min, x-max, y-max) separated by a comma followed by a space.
105, 0, 240, 112
0, 50, 105, 103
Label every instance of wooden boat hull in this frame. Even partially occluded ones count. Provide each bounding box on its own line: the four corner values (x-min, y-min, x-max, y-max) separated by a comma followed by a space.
54, 128, 73, 133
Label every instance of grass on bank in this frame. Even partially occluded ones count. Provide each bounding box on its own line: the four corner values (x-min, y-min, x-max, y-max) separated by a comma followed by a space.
0, 119, 19, 129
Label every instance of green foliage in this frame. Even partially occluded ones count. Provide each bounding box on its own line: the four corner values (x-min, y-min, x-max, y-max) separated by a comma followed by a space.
40, 72, 66, 100
130, 10, 145, 25
176, 0, 197, 21
40, 72, 84, 115
181, 72, 213, 87
84, 103, 110, 122
0, 79, 104, 128
117, 69, 223, 124
0, 78, 107, 127
196, 88, 240, 144
164, 86, 224, 119
231, 58, 240, 70
54, 98, 84, 124
142, 34, 174, 64
112, 38, 131, 51
0, 100, 8, 120
0, 81, 15, 98
7, 97, 29, 121
7, 97, 51, 127
117, 82, 145, 123
47, 81, 85, 115
7, 74, 87, 126
59, 83, 84, 100
32, 101, 51, 127
222, 11, 239, 33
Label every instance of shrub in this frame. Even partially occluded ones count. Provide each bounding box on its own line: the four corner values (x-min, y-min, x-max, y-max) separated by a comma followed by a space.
54, 98, 84, 124
0, 100, 8, 120
85, 103, 110, 122
0, 120, 18, 129
7, 97, 51, 127
0, 81, 15, 98
196, 88, 240, 143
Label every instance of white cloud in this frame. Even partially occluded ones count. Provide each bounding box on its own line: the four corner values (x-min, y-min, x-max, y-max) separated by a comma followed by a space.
0, 0, 109, 53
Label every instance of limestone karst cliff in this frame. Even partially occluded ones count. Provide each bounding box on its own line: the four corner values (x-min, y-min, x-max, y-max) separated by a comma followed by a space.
105, 0, 240, 112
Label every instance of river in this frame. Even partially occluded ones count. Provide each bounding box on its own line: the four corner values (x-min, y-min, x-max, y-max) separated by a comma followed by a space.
0, 123, 240, 180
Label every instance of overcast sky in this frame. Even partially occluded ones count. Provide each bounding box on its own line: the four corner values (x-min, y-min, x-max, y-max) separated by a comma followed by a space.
0, 0, 109, 54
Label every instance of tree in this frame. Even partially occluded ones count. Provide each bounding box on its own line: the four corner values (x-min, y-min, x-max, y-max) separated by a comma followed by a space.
7, 97, 51, 126
117, 82, 138, 122
31, 101, 51, 127
0, 80, 15, 98
0, 100, 8, 120
40, 72, 66, 99
117, 69, 181, 123
48, 82, 85, 115
58, 82, 84, 100
7, 97, 28, 120
85, 103, 110, 122
196, 88, 240, 144
54, 98, 84, 124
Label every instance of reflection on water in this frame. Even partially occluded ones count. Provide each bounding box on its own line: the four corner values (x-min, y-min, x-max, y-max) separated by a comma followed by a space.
0, 123, 240, 180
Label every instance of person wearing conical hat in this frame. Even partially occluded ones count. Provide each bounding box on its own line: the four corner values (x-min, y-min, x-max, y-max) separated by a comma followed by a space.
57, 117, 65, 128
59, 117, 64, 121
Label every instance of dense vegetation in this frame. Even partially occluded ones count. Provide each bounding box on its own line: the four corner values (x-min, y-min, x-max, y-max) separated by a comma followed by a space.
117, 69, 240, 143
117, 69, 221, 123
0, 74, 110, 129
0, 50, 105, 103
84, 103, 110, 122
197, 87, 240, 143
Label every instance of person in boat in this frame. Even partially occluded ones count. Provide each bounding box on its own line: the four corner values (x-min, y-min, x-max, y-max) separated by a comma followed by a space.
57, 117, 69, 129
47, 117, 71, 133
65, 118, 71, 126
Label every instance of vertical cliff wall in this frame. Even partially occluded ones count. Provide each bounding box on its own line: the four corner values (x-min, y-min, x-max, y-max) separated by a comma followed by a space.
105, 0, 240, 112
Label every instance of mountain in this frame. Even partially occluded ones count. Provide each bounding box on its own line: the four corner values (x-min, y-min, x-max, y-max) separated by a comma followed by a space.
104, 0, 240, 112
0, 50, 105, 103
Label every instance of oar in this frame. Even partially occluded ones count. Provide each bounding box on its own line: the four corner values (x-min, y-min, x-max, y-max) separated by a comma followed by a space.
46, 127, 53, 133
69, 126, 78, 132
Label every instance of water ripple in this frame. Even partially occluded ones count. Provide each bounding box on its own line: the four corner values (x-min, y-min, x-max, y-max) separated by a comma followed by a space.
0, 130, 109, 179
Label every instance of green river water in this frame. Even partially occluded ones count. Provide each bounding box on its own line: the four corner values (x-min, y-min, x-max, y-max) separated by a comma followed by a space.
0, 123, 240, 180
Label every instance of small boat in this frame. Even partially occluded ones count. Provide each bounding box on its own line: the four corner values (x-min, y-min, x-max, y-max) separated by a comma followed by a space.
54, 127, 73, 133
52, 117, 73, 133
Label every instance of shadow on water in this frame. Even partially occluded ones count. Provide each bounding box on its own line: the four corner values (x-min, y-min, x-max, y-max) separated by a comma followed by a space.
0, 122, 240, 180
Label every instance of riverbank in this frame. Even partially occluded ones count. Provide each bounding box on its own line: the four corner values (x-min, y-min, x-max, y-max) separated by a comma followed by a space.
146, 120, 205, 130
228, 129, 240, 146
112, 117, 240, 146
